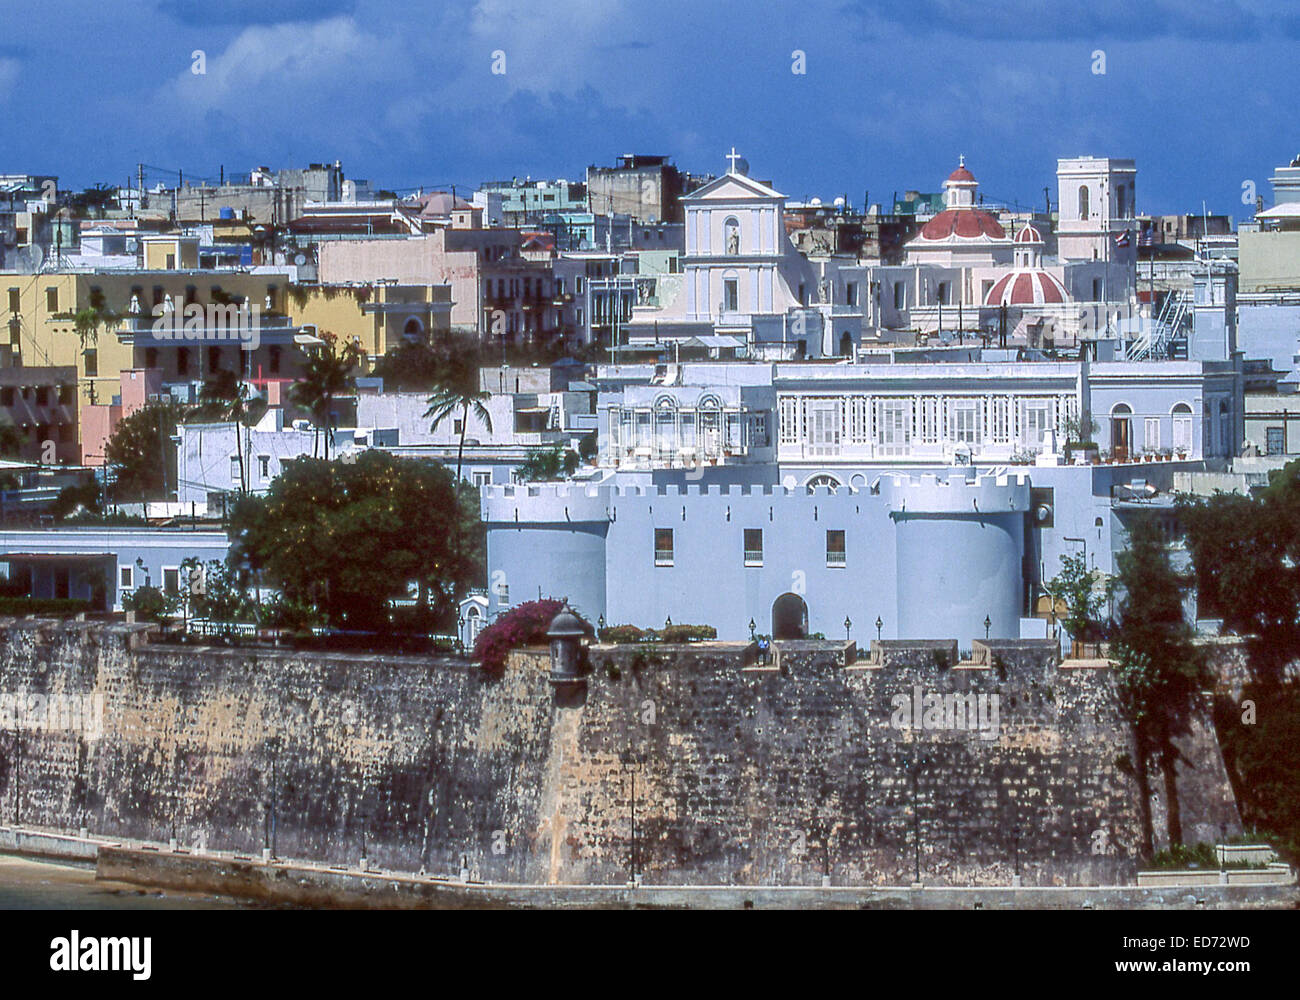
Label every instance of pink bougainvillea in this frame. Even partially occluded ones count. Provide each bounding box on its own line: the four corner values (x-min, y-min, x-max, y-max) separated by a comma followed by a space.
473, 598, 565, 673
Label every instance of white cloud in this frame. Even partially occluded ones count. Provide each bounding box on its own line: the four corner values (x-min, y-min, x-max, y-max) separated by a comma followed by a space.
164, 16, 392, 113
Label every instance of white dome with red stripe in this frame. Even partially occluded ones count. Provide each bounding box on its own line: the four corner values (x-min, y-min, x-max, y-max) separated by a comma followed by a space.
1014, 223, 1044, 245
985, 268, 1069, 306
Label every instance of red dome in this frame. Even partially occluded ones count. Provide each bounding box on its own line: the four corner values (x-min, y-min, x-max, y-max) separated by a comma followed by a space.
985, 269, 1068, 306
947, 165, 976, 183
919, 208, 1006, 241
1015, 223, 1043, 244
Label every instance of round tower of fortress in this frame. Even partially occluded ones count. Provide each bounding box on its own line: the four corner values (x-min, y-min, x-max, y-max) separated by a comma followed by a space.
881, 472, 1029, 642
481, 483, 610, 625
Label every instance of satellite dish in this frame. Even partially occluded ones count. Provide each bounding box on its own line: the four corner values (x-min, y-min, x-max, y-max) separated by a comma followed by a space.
781, 475, 797, 491
293, 253, 307, 266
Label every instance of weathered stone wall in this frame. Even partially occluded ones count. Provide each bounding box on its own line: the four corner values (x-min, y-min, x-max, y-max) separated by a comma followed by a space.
0, 621, 1243, 887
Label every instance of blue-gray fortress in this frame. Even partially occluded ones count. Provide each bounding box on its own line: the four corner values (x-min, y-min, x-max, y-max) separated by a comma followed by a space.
0, 619, 1244, 887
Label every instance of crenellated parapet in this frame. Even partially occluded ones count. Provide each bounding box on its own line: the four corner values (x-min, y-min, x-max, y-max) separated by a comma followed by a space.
880, 471, 1031, 516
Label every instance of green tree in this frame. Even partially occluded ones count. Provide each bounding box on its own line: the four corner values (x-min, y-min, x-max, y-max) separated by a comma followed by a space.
192, 368, 267, 494
425, 353, 493, 483
514, 443, 578, 482
371, 336, 450, 392
1110, 518, 1206, 855
105, 401, 187, 502
1177, 457, 1300, 684
228, 451, 480, 630
288, 330, 361, 460
1044, 551, 1109, 643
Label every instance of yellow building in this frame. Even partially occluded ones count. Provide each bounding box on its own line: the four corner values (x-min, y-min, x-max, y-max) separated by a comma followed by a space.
3, 264, 453, 460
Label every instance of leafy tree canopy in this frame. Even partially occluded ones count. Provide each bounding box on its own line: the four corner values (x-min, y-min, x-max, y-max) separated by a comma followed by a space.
228, 451, 481, 630
104, 401, 187, 502
1177, 457, 1300, 681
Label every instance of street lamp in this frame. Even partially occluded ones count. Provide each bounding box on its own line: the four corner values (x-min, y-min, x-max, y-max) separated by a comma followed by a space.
748, 618, 757, 641
597, 614, 606, 640
844, 616, 853, 641
984, 615, 992, 640
875, 616, 883, 642
901, 753, 928, 885
620, 745, 644, 885
664, 615, 672, 631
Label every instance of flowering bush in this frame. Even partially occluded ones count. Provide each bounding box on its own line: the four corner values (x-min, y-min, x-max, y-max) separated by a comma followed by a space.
600, 623, 716, 644
473, 598, 565, 673
599, 624, 646, 644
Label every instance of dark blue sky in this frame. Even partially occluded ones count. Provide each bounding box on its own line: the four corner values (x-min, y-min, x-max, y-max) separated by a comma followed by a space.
3, 0, 1297, 220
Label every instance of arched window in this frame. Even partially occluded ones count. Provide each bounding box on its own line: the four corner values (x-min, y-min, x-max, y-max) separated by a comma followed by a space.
403, 317, 424, 339
1171, 402, 1193, 453
654, 396, 677, 461
698, 395, 722, 457
1078, 185, 1090, 220
724, 217, 740, 255
805, 473, 841, 494
1110, 402, 1132, 461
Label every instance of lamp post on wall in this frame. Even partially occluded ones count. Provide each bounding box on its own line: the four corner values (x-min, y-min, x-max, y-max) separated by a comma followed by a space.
901, 753, 929, 886
875, 616, 883, 642
984, 615, 992, 640
844, 616, 852, 642
620, 745, 644, 886
748, 618, 757, 642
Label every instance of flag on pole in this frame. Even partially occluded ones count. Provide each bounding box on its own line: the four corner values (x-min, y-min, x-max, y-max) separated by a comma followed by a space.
1138, 227, 1155, 247
1114, 230, 1131, 248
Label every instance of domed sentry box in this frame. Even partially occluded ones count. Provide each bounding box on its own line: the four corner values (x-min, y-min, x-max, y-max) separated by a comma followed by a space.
546, 602, 591, 690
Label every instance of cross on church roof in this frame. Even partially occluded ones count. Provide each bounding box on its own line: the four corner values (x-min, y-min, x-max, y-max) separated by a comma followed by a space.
727, 147, 743, 173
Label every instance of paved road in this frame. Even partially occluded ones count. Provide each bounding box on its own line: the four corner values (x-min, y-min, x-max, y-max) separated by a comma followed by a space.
0, 854, 250, 909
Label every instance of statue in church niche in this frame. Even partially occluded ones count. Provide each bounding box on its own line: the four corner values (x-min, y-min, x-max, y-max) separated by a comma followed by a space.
725, 218, 740, 255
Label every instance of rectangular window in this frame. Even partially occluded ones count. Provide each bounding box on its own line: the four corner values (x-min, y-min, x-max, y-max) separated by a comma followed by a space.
7, 288, 18, 313
163, 567, 180, 595
877, 398, 911, 454
45, 287, 58, 313
919, 397, 940, 444
845, 282, 858, 307
119, 566, 133, 589
991, 397, 1011, 443
779, 397, 799, 444
724, 279, 738, 313
230, 457, 241, 482
807, 399, 842, 456
1266, 426, 1285, 456
893, 283, 906, 310
654, 528, 674, 566
744, 528, 763, 566
259, 455, 270, 478
826, 529, 846, 567
83, 349, 98, 378
1022, 401, 1052, 447
1144, 417, 1160, 452
949, 399, 980, 444
473, 471, 492, 487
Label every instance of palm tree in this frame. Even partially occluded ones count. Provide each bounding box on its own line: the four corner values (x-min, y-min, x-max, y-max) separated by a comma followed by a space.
197, 367, 265, 494
425, 358, 492, 483
289, 331, 361, 461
